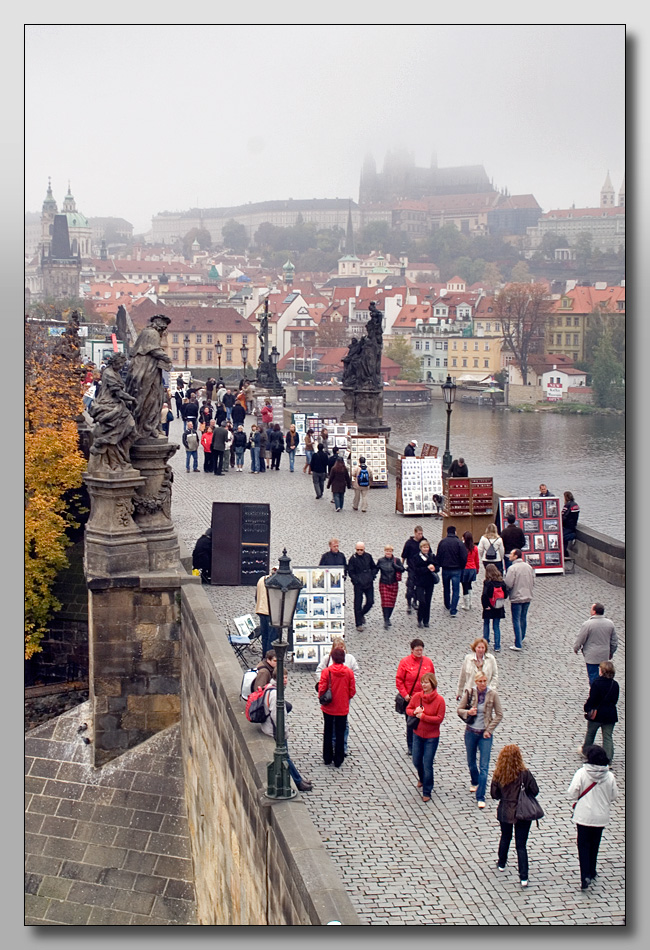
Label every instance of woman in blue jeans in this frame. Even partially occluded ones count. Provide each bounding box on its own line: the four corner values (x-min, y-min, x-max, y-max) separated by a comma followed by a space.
457, 671, 503, 808
480, 564, 508, 651
405, 672, 446, 802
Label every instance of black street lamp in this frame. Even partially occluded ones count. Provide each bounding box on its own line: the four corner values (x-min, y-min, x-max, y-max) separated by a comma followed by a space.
215, 339, 223, 378
269, 345, 280, 368
183, 334, 190, 370
441, 374, 457, 476
240, 341, 249, 372
264, 549, 305, 800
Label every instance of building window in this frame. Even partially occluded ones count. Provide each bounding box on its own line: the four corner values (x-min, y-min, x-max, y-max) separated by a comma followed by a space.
573, 334, 579, 345
474, 341, 479, 350
565, 334, 571, 345
196, 350, 202, 361
172, 333, 179, 344
242, 334, 248, 344
172, 349, 179, 361
565, 317, 571, 327
452, 341, 457, 350
206, 334, 213, 343
443, 358, 448, 367
435, 341, 442, 350
484, 359, 490, 368
556, 334, 562, 344
573, 352, 578, 361
195, 333, 201, 343
463, 341, 468, 351
574, 317, 580, 326
425, 341, 430, 351
443, 341, 448, 351
435, 358, 441, 367
484, 342, 490, 351
452, 358, 457, 367
226, 334, 232, 344
427, 358, 431, 367
462, 358, 468, 367
415, 341, 421, 350
485, 322, 491, 331
206, 349, 213, 361
226, 350, 232, 362
473, 358, 479, 367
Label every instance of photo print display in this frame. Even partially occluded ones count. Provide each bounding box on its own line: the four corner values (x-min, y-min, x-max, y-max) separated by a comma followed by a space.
526, 553, 542, 566
546, 551, 561, 565
295, 595, 309, 617
326, 569, 344, 591
310, 569, 326, 591
312, 595, 327, 617
500, 496, 565, 573
328, 595, 344, 618
233, 614, 256, 637
517, 501, 530, 518
290, 566, 347, 662
531, 500, 544, 518
294, 568, 309, 590
521, 535, 531, 551
545, 499, 559, 518
534, 534, 546, 551
548, 534, 559, 550
543, 519, 559, 532
523, 520, 539, 533
503, 502, 515, 518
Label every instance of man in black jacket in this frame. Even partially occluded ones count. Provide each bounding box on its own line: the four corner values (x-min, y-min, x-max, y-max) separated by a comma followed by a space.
192, 527, 212, 582
435, 526, 467, 617
401, 526, 427, 614
210, 422, 228, 475
404, 440, 417, 456
231, 400, 246, 428
183, 393, 199, 430
309, 443, 329, 499
500, 513, 526, 574
222, 389, 236, 421
347, 541, 377, 630
449, 457, 469, 477
319, 538, 347, 575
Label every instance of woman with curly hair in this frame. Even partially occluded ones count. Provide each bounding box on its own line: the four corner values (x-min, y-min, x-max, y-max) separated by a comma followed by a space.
490, 744, 540, 887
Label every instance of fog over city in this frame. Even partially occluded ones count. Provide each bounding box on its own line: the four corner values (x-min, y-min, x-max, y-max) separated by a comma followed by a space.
25, 23, 625, 234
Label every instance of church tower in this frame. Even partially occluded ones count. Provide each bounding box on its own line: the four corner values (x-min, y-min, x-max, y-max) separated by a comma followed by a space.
600, 171, 615, 207
41, 178, 58, 254
617, 174, 625, 207
62, 182, 77, 213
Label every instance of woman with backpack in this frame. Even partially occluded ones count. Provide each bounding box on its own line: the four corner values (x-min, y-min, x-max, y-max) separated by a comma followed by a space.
490, 744, 541, 887
376, 545, 405, 629
352, 456, 373, 511
478, 523, 505, 575
480, 564, 508, 651
461, 531, 480, 610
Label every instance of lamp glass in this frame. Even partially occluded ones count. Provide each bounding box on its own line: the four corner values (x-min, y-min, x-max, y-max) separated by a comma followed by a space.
441, 374, 457, 405
216, 340, 223, 356
269, 346, 280, 366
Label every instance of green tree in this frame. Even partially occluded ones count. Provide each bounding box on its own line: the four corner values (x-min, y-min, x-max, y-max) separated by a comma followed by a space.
539, 232, 566, 258
591, 333, 624, 408
385, 336, 422, 381
182, 227, 212, 258
358, 221, 391, 254
221, 219, 249, 253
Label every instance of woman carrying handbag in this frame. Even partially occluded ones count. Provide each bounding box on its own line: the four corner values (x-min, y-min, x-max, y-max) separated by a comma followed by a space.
456, 671, 503, 809
405, 672, 446, 803
490, 744, 541, 887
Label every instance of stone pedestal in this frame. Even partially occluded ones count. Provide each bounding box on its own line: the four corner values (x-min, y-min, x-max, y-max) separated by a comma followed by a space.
130, 438, 181, 571
340, 386, 391, 440
83, 472, 149, 577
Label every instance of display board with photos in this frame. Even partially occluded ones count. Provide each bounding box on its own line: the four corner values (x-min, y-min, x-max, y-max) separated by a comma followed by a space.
420, 443, 439, 458
499, 496, 565, 574
291, 413, 339, 456
396, 456, 443, 514
348, 434, 388, 487
290, 566, 346, 665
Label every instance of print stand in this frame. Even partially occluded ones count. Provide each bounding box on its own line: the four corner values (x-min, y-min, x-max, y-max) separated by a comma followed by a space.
499, 496, 564, 574
290, 567, 346, 665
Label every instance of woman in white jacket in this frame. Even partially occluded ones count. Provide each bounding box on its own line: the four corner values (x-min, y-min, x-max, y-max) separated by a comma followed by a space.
477, 524, 505, 575
455, 637, 499, 699
567, 744, 618, 889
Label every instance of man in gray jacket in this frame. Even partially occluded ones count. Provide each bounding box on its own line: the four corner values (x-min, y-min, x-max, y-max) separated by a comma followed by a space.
210, 421, 228, 475
503, 549, 534, 651
573, 603, 618, 685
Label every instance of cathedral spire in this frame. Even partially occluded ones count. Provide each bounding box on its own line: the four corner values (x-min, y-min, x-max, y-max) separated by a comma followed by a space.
345, 200, 355, 255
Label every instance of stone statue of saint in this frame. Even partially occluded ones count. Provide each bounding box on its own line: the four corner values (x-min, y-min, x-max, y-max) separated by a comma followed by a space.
87, 352, 137, 473
341, 337, 364, 388
126, 314, 172, 440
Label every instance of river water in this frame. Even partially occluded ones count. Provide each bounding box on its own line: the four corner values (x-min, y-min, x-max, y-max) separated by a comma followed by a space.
383, 402, 625, 541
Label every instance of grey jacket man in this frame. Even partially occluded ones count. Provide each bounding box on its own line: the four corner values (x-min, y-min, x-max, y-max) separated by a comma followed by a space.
504, 558, 535, 602
210, 424, 228, 452
573, 616, 618, 664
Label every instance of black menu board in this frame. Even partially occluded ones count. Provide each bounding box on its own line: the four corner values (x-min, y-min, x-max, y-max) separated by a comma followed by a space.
210, 502, 271, 586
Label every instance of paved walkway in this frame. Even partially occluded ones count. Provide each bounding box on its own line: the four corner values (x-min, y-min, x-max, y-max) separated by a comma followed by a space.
169, 416, 625, 926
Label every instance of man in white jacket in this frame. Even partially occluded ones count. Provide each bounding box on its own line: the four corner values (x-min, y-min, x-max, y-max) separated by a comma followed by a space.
567, 744, 618, 890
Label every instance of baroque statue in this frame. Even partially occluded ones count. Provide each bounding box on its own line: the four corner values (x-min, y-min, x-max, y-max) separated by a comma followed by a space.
87, 351, 137, 474
125, 314, 172, 440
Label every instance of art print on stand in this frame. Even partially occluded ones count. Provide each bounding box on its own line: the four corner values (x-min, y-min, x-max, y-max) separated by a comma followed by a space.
533, 534, 546, 551
499, 497, 565, 574
310, 569, 326, 591
326, 568, 344, 591
523, 519, 539, 533
531, 500, 544, 518
543, 519, 559, 532
292, 566, 347, 662
545, 499, 559, 518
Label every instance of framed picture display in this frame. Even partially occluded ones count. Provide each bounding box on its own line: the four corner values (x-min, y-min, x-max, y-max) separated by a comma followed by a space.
233, 614, 256, 637
349, 435, 388, 487
291, 567, 347, 663
326, 568, 344, 591
310, 569, 326, 591
499, 497, 565, 574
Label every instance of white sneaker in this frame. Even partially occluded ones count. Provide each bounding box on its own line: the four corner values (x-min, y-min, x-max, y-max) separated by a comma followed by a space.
509, 645, 522, 651
469, 784, 478, 792
478, 801, 486, 809
520, 879, 528, 887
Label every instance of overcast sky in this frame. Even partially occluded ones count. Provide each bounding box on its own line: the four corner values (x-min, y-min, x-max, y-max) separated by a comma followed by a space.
25, 23, 625, 234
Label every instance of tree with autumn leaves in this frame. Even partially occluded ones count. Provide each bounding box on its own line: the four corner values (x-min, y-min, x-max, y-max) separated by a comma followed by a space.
25, 312, 87, 659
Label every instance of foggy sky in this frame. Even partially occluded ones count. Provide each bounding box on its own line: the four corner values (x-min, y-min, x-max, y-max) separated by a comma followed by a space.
25, 23, 625, 235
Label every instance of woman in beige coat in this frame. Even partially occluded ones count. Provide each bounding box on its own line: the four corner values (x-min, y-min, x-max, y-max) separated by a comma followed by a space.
456, 637, 499, 700
457, 670, 503, 808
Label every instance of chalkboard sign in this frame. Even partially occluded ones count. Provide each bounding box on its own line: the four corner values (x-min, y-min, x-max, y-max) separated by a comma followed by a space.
211, 502, 271, 586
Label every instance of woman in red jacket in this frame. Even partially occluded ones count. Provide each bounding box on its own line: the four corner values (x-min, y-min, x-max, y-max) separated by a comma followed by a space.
461, 531, 480, 611
406, 672, 446, 802
200, 424, 214, 473
318, 647, 356, 767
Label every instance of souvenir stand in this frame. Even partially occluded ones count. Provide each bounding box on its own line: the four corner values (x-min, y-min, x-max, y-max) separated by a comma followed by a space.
291, 412, 339, 456
395, 455, 443, 514
289, 566, 346, 666
498, 496, 565, 574
441, 477, 495, 540
348, 434, 388, 487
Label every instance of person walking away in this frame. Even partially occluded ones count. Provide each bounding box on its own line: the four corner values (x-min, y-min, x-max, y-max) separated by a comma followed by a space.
255, 569, 279, 656
173, 385, 184, 418
232, 398, 246, 429
406, 672, 446, 802
580, 661, 619, 763
233, 425, 247, 471
258, 425, 268, 472
461, 531, 479, 610
252, 649, 277, 692
327, 455, 352, 511
504, 548, 534, 650
319, 538, 347, 574
160, 403, 173, 437
573, 603, 618, 685
347, 542, 377, 630
261, 400, 273, 426
352, 456, 373, 511
562, 491, 580, 555
456, 637, 499, 699
316, 637, 359, 756
201, 422, 215, 472
491, 744, 540, 887
401, 526, 427, 614
457, 671, 503, 808
182, 421, 199, 472
249, 424, 260, 473
326, 445, 340, 475
285, 424, 300, 472
409, 539, 438, 628
396, 640, 435, 755
318, 647, 356, 768
205, 376, 215, 402
449, 456, 469, 477
269, 424, 284, 470
567, 744, 618, 889
260, 671, 313, 792
302, 428, 315, 473
210, 421, 228, 475
376, 545, 404, 628
477, 523, 505, 575
500, 513, 526, 574
435, 525, 468, 617
481, 564, 507, 651
309, 442, 328, 499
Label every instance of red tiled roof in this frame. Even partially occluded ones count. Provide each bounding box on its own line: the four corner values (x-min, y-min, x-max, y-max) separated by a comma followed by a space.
129, 299, 251, 333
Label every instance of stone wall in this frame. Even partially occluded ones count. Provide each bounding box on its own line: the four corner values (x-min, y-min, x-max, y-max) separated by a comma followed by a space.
507, 383, 543, 405
179, 578, 359, 926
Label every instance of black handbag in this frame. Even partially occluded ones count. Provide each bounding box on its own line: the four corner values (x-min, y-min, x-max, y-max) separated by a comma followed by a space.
515, 780, 544, 822
406, 714, 419, 730
395, 657, 424, 715
463, 689, 477, 725
318, 670, 333, 705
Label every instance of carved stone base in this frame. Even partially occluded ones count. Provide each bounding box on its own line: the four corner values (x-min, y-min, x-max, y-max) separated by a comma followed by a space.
340, 386, 388, 435
83, 472, 149, 577
130, 438, 181, 571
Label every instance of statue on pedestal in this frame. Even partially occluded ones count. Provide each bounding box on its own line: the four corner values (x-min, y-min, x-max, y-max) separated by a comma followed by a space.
126, 314, 172, 440
341, 301, 386, 429
87, 352, 137, 474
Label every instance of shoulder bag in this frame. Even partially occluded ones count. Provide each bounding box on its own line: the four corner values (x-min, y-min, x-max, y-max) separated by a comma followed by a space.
395, 657, 424, 715
585, 680, 614, 720
515, 774, 544, 823
318, 669, 333, 705
571, 781, 597, 811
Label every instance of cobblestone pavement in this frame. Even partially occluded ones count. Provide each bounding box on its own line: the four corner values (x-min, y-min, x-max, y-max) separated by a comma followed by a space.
169, 416, 623, 924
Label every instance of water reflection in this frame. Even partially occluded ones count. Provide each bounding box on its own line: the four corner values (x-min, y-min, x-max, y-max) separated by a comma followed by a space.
384, 402, 625, 541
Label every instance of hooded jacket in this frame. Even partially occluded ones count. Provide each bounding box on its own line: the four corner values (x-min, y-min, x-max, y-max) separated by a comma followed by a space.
309, 449, 328, 474
318, 662, 356, 715
568, 763, 618, 826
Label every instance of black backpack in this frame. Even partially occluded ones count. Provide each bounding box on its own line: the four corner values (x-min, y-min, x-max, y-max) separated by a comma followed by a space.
485, 541, 498, 560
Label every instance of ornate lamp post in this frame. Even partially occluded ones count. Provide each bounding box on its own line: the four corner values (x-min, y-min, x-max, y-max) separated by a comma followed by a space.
240, 341, 249, 372
441, 373, 457, 476
269, 346, 280, 369
183, 334, 190, 370
215, 339, 223, 378
264, 549, 304, 800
